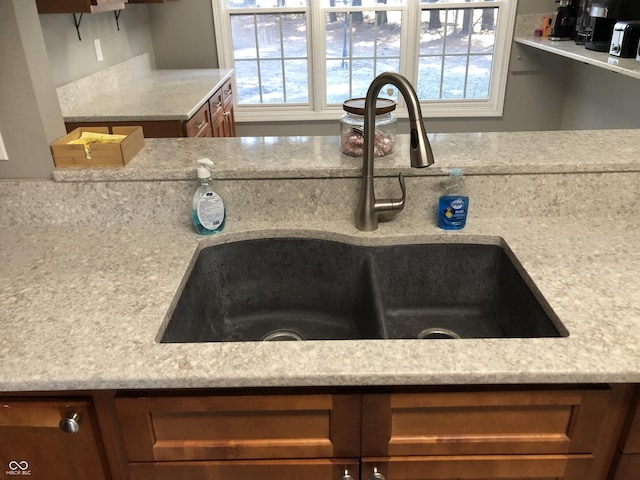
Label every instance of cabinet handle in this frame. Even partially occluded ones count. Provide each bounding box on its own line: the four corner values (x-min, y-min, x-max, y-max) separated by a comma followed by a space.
223, 89, 232, 96
59, 413, 80, 434
338, 470, 354, 480
196, 120, 207, 131
224, 112, 231, 117
368, 467, 385, 480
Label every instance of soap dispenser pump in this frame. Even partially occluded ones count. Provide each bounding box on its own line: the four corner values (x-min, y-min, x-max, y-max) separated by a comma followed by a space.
192, 158, 225, 235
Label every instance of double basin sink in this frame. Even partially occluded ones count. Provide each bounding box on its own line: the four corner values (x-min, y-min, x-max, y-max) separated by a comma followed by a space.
160, 237, 568, 343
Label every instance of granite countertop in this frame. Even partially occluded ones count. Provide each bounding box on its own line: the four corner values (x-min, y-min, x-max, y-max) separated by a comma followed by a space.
60, 68, 234, 123
52, 129, 640, 183
1, 217, 639, 392
2, 129, 640, 392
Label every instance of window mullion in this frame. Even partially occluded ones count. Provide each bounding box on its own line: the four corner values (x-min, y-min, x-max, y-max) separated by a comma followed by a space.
311, 1, 325, 112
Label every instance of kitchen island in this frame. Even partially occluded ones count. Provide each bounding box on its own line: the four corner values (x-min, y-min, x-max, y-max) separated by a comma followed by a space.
1, 129, 639, 391
1, 129, 639, 480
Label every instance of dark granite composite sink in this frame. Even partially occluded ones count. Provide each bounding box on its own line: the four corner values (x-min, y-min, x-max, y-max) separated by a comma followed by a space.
160, 238, 568, 342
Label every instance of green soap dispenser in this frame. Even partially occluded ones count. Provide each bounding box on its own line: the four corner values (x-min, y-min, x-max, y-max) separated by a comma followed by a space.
191, 158, 225, 235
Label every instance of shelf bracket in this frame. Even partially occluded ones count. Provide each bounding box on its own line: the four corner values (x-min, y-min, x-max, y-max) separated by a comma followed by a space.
114, 10, 122, 31
72, 13, 83, 41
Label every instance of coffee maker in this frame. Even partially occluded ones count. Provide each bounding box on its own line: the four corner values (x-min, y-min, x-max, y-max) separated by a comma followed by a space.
584, 0, 621, 51
550, 0, 579, 41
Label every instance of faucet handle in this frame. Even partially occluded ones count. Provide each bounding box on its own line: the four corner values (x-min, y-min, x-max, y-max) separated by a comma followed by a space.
374, 172, 406, 214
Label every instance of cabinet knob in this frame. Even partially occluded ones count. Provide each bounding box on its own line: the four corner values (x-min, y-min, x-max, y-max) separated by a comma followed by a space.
59, 413, 80, 434
368, 467, 385, 480
338, 469, 354, 480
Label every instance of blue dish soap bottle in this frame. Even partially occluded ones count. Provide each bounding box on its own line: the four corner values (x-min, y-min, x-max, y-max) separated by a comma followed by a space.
192, 158, 225, 235
437, 167, 469, 230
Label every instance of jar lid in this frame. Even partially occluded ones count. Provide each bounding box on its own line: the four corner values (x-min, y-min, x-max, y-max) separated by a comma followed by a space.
343, 97, 396, 115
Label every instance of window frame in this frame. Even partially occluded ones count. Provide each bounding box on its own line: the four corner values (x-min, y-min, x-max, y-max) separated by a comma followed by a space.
211, 0, 517, 122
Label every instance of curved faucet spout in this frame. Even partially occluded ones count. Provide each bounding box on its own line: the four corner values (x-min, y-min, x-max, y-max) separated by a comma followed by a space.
355, 72, 435, 232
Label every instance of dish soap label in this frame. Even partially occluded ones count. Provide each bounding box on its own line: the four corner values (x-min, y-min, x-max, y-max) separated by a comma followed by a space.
437, 167, 469, 230
438, 195, 469, 230
192, 158, 226, 235
197, 191, 225, 230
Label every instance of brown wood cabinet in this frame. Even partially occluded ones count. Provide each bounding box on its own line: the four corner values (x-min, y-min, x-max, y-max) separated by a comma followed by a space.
360, 386, 628, 480
36, 0, 126, 14
64, 78, 236, 139
610, 386, 640, 479
114, 391, 360, 480
209, 78, 236, 137
0, 396, 111, 480
109, 386, 629, 480
1, 385, 632, 480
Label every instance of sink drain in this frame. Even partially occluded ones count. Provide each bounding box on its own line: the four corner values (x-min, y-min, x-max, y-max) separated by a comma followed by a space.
261, 329, 304, 341
417, 328, 462, 339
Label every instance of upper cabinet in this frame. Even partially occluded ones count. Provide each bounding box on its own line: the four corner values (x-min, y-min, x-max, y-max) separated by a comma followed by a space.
36, 0, 127, 14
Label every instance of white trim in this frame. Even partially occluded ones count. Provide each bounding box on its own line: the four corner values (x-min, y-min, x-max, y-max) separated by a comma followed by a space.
213, 0, 517, 120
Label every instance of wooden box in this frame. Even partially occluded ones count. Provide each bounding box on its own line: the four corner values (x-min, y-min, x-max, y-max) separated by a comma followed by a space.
51, 126, 144, 168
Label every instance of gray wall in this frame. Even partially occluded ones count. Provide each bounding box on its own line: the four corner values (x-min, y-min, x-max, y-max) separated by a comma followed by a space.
147, 0, 218, 69
561, 61, 640, 130
0, 0, 66, 179
39, 4, 155, 87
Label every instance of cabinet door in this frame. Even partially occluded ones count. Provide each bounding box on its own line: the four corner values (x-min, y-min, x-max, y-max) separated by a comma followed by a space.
0, 397, 109, 480
115, 392, 361, 462
209, 91, 227, 138
184, 102, 212, 138
362, 388, 611, 457
129, 458, 360, 480
362, 455, 593, 480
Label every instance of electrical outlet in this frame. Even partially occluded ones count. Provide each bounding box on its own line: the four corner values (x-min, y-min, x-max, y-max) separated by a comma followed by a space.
94, 39, 104, 62
0, 130, 8, 161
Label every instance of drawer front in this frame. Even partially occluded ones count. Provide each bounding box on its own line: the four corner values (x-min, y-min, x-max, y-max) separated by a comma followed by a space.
129, 458, 360, 480
221, 79, 234, 110
362, 455, 593, 480
362, 388, 611, 456
0, 398, 108, 480
184, 103, 211, 138
115, 393, 361, 461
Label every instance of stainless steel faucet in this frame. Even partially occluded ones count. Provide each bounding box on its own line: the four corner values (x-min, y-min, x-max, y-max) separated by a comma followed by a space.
355, 72, 435, 231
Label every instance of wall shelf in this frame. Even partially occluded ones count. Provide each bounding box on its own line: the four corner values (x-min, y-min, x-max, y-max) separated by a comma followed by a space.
514, 36, 640, 81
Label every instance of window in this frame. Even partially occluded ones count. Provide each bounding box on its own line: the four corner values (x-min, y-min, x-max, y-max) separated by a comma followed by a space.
212, 0, 517, 121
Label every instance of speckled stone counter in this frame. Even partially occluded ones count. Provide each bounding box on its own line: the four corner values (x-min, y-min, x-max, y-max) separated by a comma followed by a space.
57, 53, 234, 122
52, 129, 640, 182
1, 129, 639, 392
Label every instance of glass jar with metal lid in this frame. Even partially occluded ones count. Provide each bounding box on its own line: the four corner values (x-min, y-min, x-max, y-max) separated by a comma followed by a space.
340, 97, 397, 157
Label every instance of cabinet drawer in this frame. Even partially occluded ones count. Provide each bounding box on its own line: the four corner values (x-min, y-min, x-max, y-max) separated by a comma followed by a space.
184, 102, 212, 138
0, 397, 108, 480
115, 392, 361, 461
221, 79, 234, 110
362, 455, 593, 480
362, 388, 611, 457
129, 458, 360, 480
